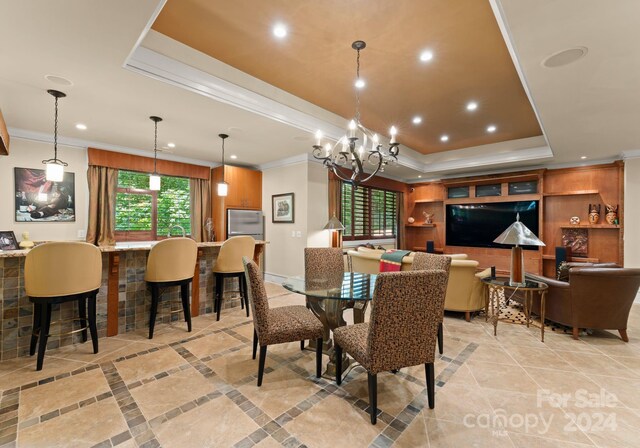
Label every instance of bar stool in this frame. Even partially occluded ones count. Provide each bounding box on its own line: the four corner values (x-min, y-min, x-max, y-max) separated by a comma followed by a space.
25, 242, 102, 371
213, 236, 255, 321
145, 237, 198, 339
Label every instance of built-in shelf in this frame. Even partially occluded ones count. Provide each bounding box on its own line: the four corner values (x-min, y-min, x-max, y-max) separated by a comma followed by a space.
542, 254, 600, 263
414, 199, 444, 203
543, 189, 599, 197
412, 246, 444, 253
405, 223, 436, 228
560, 225, 620, 229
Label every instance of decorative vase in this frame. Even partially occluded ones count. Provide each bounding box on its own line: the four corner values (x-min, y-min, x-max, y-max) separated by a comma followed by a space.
569, 216, 580, 225
588, 204, 600, 225
408, 217, 415, 224
605, 204, 618, 225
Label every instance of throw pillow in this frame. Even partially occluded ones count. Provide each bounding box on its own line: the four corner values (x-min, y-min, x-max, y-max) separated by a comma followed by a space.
556, 261, 570, 282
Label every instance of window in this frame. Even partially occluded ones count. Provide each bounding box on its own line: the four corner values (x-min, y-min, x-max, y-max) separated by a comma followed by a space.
341, 183, 397, 240
115, 170, 191, 241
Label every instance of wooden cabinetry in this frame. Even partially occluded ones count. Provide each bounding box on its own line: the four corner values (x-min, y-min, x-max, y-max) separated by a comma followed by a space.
211, 166, 262, 241
403, 163, 624, 277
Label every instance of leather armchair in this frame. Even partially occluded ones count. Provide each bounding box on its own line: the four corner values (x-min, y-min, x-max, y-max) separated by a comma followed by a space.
526, 267, 640, 341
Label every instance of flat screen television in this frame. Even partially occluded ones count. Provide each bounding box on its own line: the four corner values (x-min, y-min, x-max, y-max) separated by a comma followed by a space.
446, 200, 539, 250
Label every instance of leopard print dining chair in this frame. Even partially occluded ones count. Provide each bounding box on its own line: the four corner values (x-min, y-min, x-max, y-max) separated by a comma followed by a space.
242, 257, 324, 386
333, 270, 448, 424
411, 253, 451, 355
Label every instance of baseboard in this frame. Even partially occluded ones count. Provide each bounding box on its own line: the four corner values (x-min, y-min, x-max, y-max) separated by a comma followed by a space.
264, 272, 287, 285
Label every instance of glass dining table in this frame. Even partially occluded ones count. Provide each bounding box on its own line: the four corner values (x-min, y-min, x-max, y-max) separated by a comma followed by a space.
283, 271, 377, 377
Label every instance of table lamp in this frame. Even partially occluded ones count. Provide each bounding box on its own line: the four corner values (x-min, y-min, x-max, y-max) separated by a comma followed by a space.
324, 214, 345, 248
493, 213, 545, 286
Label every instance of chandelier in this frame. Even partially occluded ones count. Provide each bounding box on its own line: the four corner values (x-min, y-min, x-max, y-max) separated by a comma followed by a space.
312, 40, 399, 188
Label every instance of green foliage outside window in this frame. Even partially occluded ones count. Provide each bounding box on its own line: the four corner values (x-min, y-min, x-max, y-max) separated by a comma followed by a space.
115, 170, 191, 238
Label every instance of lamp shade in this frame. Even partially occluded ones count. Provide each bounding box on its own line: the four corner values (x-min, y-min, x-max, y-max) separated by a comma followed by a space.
493, 213, 545, 247
45, 162, 64, 182
323, 215, 345, 231
149, 174, 161, 191
217, 182, 228, 197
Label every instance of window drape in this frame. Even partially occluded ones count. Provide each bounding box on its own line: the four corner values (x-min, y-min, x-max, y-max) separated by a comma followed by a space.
328, 174, 342, 247
190, 177, 212, 242
86, 165, 118, 246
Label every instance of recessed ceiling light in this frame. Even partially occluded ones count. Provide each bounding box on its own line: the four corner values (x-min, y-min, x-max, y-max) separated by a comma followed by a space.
581, 156, 587, 159
75, 123, 87, 130
167, 142, 176, 148
44, 74, 73, 86
273, 23, 287, 39
486, 125, 497, 133
418, 175, 422, 178
542, 46, 588, 68
354, 79, 366, 89
419, 50, 434, 62
466, 101, 478, 111
230, 155, 238, 160
412, 116, 423, 125
440, 135, 449, 142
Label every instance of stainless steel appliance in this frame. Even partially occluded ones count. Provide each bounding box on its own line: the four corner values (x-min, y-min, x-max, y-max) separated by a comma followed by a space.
227, 209, 264, 240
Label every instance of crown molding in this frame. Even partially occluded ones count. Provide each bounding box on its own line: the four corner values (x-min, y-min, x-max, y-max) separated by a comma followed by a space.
622, 149, 640, 160
8, 127, 220, 168
423, 145, 553, 174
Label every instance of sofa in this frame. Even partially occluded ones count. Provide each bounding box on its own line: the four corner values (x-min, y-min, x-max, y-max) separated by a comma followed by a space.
347, 247, 489, 320
525, 265, 640, 341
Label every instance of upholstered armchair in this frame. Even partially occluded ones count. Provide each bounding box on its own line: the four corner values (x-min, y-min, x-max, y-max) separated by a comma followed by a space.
333, 270, 447, 424
526, 267, 640, 341
411, 253, 451, 354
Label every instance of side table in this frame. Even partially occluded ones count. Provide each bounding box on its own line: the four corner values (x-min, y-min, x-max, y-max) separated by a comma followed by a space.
481, 277, 549, 342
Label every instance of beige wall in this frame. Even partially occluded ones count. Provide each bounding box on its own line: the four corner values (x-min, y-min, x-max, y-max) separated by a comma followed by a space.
262, 160, 329, 279
624, 158, 640, 268
0, 139, 88, 243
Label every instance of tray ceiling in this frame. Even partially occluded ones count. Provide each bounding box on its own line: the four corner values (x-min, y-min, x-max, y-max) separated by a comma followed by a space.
152, 0, 543, 154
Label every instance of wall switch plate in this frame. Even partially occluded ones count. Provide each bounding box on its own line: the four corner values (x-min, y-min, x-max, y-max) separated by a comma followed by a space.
291, 231, 296, 237
296, 231, 302, 238
77, 229, 86, 239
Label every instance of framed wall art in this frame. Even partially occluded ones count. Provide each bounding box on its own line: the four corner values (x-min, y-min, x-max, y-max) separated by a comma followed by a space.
272, 192, 294, 223
14, 168, 75, 222
0, 231, 18, 251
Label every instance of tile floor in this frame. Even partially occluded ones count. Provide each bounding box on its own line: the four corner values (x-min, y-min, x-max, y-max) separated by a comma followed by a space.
1, 283, 640, 448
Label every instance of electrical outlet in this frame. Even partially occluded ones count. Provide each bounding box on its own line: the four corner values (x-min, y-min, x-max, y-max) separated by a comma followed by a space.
296, 231, 302, 238
291, 230, 296, 238
77, 229, 86, 239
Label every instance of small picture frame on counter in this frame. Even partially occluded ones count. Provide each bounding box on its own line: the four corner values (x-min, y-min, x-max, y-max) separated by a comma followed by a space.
0, 231, 19, 251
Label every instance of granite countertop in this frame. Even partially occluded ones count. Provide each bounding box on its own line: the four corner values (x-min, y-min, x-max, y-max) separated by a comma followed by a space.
0, 240, 268, 258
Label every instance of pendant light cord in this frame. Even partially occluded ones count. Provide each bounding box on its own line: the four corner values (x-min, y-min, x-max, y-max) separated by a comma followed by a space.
221, 137, 225, 169
153, 119, 158, 174
355, 47, 361, 124
53, 95, 59, 162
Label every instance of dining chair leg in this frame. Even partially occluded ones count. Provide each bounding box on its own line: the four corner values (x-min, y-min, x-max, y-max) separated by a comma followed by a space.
149, 284, 159, 339
88, 294, 99, 354
437, 322, 444, 355
243, 276, 250, 316
78, 297, 87, 343
335, 345, 343, 385
252, 329, 258, 360
257, 345, 267, 387
180, 282, 192, 332
30, 302, 41, 356
315, 338, 322, 378
368, 373, 378, 425
425, 362, 435, 409
36, 303, 52, 371
239, 275, 244, 310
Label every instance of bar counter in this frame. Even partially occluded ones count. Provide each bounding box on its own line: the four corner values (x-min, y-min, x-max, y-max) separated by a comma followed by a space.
0, 241, 266, 361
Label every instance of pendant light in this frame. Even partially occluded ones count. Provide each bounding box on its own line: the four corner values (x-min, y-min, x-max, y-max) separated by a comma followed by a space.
149, 116, 162, 191
217, 133, 229, 197
42, 90, 67, 182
